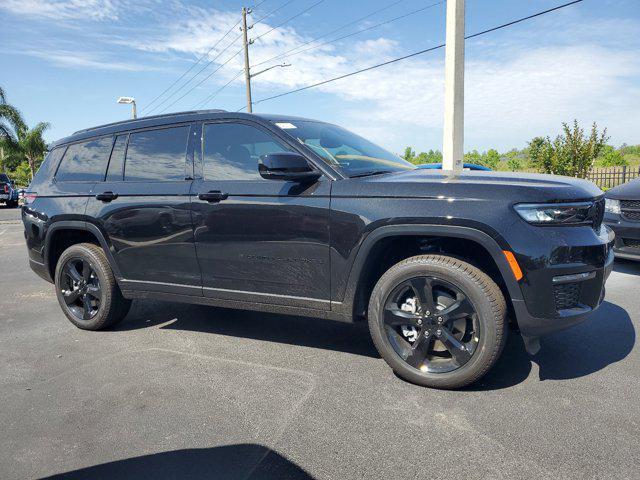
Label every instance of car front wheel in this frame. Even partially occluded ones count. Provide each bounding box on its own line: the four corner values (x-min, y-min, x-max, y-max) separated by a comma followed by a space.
367, 254, 507, 389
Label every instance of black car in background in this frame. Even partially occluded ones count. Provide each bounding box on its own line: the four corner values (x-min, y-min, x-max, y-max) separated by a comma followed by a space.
605, 177, 640, 261
21, 110, 614, 389
0, 173, 20, 207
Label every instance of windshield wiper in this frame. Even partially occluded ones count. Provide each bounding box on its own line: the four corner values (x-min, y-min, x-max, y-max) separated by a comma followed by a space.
349, 170, 394, 178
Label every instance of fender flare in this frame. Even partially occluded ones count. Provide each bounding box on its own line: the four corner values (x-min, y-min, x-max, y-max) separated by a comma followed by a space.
335, 224, 524, 317
43, 220, 122, 280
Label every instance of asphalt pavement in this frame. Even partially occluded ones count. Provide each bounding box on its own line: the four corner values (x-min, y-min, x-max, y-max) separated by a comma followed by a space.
1, 204, 639, 480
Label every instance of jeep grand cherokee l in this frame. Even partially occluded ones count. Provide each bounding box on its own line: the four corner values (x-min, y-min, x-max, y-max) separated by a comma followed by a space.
22, 110, 614, 389
604, 177, 640, 261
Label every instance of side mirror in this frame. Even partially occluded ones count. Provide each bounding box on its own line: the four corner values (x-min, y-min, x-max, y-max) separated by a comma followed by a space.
259, 152, 321, 183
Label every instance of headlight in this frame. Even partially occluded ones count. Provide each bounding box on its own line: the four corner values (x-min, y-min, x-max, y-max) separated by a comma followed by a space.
514, 202, 594, 225
604, 198, 621, 214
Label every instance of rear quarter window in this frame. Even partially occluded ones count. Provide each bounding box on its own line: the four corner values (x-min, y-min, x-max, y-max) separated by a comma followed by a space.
124, 126, 189, 182
55, 136, 113, 182
29, 147, 66, 189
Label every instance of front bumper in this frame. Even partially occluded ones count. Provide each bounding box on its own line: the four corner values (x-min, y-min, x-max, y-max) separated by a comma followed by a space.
504, 222, 615, 341
513, 245, 613, 339
605, 213, 640, 261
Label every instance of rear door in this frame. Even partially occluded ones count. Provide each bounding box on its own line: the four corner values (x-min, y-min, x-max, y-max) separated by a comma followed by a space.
86, 123, 201, 296
191, 119, 332, 310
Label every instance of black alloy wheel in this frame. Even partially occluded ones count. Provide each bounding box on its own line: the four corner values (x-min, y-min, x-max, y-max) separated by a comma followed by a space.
59, 257, 102, 321
367, 255, 507, 389
54, 243, 131, 330
382, 276, 479, 374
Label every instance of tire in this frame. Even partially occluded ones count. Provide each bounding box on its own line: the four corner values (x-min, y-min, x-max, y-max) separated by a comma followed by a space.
7, 200, 18, 208
367, 254, 507, 389
54, 243, 131, 330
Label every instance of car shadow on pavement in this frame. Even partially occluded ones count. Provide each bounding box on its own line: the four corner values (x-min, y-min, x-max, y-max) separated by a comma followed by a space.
117, 299, 634, 389
613, 258, 640, 275
117, 300, 380, 359
531, 301, 635, 381
464, 301, 634, 390
41, 444, 314, 480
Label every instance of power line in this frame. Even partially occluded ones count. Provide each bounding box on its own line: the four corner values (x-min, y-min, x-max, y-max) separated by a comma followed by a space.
158, 49, 243, 114
146, 34, 243, 115
251, 0, 295, 25
193, 69, 245, 108
245, 0, 585, 109
252, 1, 444, 69
145, 1, 299, 115
253, 0, 325, 42
141, 19, 241, 114
251, 0, 409, 68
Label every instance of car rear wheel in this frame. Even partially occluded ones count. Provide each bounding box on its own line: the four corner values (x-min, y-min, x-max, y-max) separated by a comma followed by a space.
367, 254, 507, 389
54, 243, 131, 330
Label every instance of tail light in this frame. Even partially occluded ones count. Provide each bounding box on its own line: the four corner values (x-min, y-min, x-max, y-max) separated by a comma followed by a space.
3, 184, 8, 193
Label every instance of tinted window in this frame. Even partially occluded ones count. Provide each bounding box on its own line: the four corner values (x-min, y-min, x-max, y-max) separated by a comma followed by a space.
55, 137, 113, 182
30, 147, 66, 188
0, 174, 9, 182
203, 123, 292, 180
106, 134, 127, 181
274, 120, 414, 177
125, 126, 189, 182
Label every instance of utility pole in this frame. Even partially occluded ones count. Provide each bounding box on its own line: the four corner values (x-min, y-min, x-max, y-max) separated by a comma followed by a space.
241, 7, 253, 113
442, 0, 465, 173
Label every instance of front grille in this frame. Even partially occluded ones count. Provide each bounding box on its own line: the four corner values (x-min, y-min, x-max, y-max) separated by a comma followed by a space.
621, 200, 640, 222
554, 282, 581, 310
623, 238, 640, 250
592, 198, 605, 231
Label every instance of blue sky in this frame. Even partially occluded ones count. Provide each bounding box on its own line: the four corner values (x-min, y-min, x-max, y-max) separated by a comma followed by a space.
1, 0, 639, 153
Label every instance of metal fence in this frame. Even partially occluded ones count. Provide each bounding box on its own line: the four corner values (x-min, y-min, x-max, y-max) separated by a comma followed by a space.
586, 166, 640, 189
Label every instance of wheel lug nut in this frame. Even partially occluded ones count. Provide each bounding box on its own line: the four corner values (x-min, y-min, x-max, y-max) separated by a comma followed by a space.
425, 310, 430, 316
417, 319, 422, 325
425, 331, 430, 337
437, 317, 443, 324
436, 329, 442, 336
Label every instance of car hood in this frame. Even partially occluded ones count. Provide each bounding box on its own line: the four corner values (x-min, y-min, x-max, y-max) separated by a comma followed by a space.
605, 178, 640, 200
337, 169, 603, 203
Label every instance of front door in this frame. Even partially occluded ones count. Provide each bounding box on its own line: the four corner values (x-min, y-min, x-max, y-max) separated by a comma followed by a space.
191, 120, 331, 310
86, 123, 201, 296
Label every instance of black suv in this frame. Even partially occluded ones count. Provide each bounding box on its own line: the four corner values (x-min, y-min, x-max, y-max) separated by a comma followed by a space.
604, 177, 640, 261
22, 110, 614, 388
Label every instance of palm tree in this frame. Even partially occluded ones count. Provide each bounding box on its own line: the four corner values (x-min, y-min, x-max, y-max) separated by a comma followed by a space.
0, 87, 49, 179
19, 122, 50, 177
0, 87, 26, 144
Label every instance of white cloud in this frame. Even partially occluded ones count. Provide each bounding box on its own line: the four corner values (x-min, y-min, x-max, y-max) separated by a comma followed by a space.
22, 49, 162, 71
0, 0, 119, 20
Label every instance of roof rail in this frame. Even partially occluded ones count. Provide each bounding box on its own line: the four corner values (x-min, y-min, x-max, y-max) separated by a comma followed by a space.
72, 109, 228, 135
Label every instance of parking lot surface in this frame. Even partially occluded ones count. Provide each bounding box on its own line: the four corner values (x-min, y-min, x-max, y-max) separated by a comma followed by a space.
1, 205, 639, 480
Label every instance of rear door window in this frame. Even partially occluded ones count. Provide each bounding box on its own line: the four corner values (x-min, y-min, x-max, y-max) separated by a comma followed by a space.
106, 134, 128, 181
55, 136, 113, 182
124, 126, 189, 182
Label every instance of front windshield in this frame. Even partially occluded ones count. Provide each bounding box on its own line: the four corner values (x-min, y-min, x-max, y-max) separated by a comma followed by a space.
273, 120, 415, 177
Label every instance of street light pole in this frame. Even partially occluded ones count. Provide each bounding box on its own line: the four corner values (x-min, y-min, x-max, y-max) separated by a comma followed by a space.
442, 0, 465, 173
117, 97, 137, 119
241, 7, 253, 113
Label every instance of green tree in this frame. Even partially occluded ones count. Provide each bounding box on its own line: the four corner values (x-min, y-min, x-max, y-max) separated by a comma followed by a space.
402, 147, 415, 162
598, 145, 628, 167
414, 149, 442, 164
12, 162, 32, 186
0, 87, 27, 172
528, 120, 608, 178
482, 149, 500, 170
507, 157, 521, 171
18, 121, 50, 177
